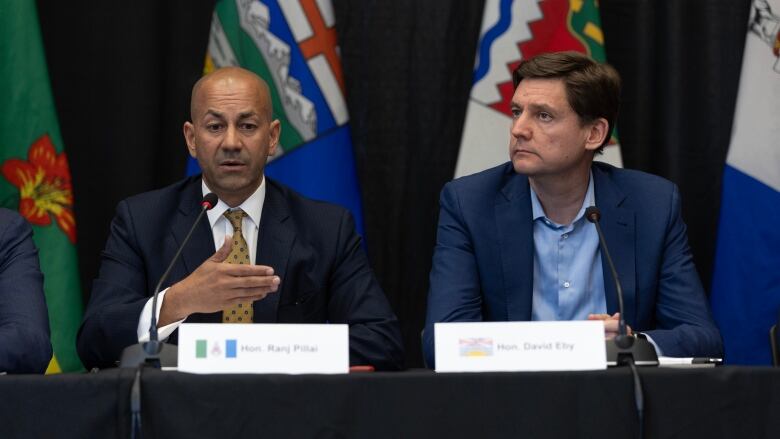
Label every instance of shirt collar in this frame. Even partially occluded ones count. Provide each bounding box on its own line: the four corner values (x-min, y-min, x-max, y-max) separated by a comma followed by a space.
530, 170, 595, 228
202, 177, 266, 230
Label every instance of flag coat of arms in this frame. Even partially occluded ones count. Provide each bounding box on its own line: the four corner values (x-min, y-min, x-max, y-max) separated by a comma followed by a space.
455, 0, 622, 178
192, 0, 364, 233
711, 0, 780, 365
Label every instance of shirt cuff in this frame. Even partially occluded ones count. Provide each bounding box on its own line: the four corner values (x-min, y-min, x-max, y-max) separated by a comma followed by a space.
137, 288, 186, 342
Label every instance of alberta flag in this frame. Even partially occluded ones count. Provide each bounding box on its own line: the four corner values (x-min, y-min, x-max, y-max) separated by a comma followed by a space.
455, 0, 622, 178
190, 0, 364, 233
0, 0, 83, 372
711, 0, 780, 365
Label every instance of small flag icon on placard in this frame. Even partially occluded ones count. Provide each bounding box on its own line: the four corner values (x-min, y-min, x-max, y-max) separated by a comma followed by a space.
226, 340, 237, 358
196, 340, 207, 359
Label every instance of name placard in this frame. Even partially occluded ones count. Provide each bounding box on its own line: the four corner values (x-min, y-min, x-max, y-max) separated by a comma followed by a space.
178, 323, 349, 374
434, 321, 606, 372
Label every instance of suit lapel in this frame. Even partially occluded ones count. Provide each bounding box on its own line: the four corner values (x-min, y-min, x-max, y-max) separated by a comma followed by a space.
172, 179, 215, 284
495, 171, 534, 321
253, 179, 294, 323
593, 165, 637, 324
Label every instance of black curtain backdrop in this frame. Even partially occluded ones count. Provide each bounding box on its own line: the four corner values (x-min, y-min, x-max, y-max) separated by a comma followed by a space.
37, 0, 752, 368
601, 0, 751, 296
37, 0, 216, 307
333, 0, 486, 370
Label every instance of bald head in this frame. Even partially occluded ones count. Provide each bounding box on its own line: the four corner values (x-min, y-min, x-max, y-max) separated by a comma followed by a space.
183, 66, 281, 207
190, 66, 273, 122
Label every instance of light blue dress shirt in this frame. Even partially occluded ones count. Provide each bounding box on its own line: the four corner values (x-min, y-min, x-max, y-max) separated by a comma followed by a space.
530, 172, 607, 321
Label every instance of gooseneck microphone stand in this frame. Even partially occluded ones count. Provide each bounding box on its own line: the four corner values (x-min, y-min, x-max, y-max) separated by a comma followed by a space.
586, 206, 658, 439
119, 193, 218, 439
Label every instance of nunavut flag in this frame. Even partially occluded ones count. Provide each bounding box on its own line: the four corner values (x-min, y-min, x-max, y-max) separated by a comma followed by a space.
190, 0, 364, 233
0, 0, 83, 372
455, 0, 622, 178
710, 0, 780, 365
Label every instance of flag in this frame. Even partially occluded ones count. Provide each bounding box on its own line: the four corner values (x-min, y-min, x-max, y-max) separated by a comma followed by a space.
711, 0, 780, 365
189, 0, 364, 234
455, 0, 622, 178
0, 0, 83, 372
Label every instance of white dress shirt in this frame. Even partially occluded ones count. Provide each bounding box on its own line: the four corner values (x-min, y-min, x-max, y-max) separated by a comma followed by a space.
136, 178, 266, 342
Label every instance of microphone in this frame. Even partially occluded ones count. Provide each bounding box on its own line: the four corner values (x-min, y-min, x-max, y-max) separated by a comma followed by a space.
120, 193, 219, 368
585, 206, 658, 367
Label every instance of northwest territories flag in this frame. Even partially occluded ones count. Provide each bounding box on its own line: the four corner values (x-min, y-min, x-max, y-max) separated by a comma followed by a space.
711, 0, 780, 365
190, 0, 364, 233
455, 0, 622, 178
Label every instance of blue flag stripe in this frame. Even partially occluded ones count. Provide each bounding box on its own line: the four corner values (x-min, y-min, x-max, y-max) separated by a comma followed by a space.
265, 125, 364, 235
711, 165, 780, 364
472, 0, 514, 84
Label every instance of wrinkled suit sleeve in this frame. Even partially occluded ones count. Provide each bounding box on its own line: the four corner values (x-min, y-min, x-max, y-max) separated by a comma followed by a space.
643, 185, 723, 357
77, 200, 150, 369
327, 210, 405, 370
0, 212, 51, 373
423, 182, 484, 368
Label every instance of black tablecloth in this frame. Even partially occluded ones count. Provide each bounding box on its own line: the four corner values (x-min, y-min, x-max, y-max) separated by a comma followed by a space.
2, 367, 779, 438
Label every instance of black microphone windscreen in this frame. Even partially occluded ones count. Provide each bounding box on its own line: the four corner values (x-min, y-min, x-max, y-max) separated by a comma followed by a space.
585, 206, 601, 223
202, 193, 219, 210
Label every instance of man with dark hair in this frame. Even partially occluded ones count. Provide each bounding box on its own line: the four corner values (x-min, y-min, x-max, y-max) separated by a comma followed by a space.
423, 52, 721, 368
511, 51, 622, 154
78, 67, 404, 371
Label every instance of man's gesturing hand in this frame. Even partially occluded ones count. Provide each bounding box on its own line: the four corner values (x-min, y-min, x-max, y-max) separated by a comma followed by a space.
158, 237, 280, 325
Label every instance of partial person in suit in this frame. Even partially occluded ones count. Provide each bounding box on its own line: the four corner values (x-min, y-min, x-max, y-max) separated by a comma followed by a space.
0, 208, 51, 373
423, 52, 722, 368
77, 67, 404, 370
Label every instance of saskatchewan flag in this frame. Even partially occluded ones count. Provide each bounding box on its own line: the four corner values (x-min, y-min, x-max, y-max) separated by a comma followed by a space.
456, 0, 622, 178
0, 0, 83, 372
189, 0, 365, 234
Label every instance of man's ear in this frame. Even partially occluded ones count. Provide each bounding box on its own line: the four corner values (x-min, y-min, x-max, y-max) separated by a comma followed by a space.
584, 118, 609, 152
268, 119, 281, 156
183, 121, 197, 158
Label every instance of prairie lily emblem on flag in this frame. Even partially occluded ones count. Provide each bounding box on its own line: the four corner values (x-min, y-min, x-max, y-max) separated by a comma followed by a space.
0, 134, 76, 243
196, 339, 239, 358
749, 0, 780, 73
459, 338, 495, 357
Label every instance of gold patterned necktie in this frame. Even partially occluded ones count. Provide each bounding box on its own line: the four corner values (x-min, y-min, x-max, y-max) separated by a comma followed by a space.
222, 209, 253, 323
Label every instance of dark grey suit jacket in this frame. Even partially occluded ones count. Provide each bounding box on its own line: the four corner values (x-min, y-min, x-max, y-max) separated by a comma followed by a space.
0, 208, 51, 373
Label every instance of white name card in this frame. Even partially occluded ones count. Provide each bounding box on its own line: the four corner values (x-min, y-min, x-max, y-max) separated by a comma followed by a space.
177, 323, 349, 374
434, 321, 607, 372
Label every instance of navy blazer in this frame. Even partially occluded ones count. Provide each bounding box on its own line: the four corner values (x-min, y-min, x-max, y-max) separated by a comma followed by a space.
423, 162, 722, 367
77, 176, 404, 370
0, 208, 51, 373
